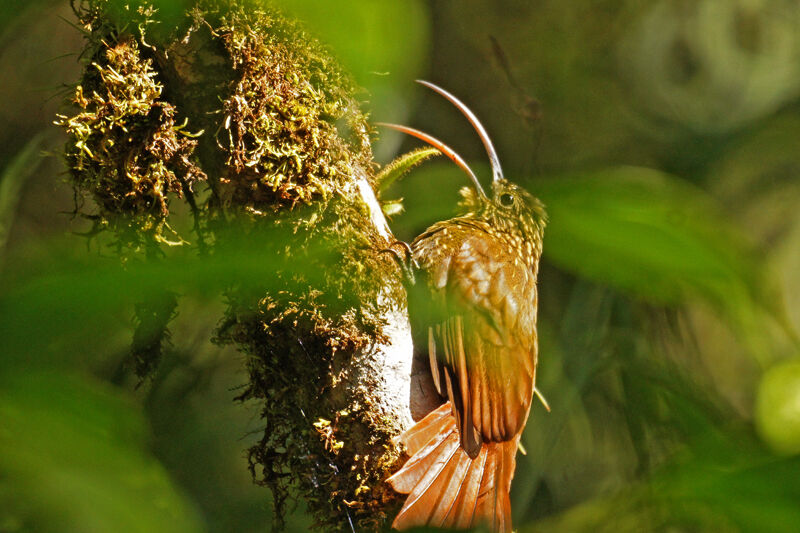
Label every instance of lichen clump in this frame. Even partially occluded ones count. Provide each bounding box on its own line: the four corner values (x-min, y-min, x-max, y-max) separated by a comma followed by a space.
57, 0, 404, 530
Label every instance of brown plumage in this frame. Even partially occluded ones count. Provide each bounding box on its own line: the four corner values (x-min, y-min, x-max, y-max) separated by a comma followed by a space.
382, 81, 547, 532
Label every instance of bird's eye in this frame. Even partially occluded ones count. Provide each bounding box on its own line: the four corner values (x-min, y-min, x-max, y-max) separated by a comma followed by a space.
499, 193, 514, 207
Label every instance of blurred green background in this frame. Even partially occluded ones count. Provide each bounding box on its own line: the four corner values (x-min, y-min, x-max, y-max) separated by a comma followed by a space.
2, 0, 800, 531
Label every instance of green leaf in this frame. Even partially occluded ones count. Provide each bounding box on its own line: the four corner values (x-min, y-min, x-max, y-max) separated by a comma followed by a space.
381, 198, 405, 217
525, 431, 800, 533
0, 371, 203, 533
0, 132, 50, 262
376, 147, 441, 192
533, 166, 768, 316
0, 228, 339, 366
271, 0, 429, 89
271, 0, 431, 159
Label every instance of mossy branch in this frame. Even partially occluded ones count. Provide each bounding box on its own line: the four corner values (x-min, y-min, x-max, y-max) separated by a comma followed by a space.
56, 1, 417, 530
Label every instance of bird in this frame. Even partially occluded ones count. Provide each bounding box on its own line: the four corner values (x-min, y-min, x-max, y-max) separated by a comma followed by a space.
378, 80, 547, 532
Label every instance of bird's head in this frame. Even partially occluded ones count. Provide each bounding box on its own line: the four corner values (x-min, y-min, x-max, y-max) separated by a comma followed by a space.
380, 80, 546, 246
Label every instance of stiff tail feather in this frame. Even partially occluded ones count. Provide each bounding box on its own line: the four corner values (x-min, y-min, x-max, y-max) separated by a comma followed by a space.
388, 403, 517, 532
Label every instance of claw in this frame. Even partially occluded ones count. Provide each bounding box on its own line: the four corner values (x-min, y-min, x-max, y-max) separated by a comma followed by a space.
379, 240, 418, 284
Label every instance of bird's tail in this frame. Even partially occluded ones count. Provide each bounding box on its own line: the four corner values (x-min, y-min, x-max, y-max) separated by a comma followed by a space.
387, 403, 517, 532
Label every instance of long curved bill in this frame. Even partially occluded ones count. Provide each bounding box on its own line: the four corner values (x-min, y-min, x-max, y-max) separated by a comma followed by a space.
377, 122, 487, 199
417, 80, 504, 183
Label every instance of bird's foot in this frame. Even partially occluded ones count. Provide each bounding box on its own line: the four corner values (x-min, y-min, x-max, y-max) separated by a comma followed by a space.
379, 240, 418, 284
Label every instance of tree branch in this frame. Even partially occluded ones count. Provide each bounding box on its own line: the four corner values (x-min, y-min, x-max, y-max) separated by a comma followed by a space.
56, 0, 426, 529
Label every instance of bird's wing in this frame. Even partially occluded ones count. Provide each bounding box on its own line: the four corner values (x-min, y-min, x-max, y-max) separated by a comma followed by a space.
414, 225, 538, 456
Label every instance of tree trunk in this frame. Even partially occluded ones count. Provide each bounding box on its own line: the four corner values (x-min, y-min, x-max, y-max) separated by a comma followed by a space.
57, 0, 433, 529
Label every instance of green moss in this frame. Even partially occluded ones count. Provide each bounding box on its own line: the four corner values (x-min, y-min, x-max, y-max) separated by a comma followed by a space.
215, 4, 374, 212
56, 30, 204, 249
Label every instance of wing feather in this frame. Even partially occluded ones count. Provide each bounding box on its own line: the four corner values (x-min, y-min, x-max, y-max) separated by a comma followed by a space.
416, 225, 538, 445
